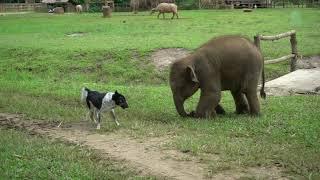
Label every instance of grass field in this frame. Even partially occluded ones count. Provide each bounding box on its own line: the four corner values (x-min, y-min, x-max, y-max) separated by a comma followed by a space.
0, 8, 320, 178
0, 128, 152, 179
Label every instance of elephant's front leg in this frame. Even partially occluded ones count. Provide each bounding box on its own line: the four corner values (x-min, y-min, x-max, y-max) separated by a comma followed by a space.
194, 91, 221, 118
215, 104, 226, 115
189, 104, 224, 117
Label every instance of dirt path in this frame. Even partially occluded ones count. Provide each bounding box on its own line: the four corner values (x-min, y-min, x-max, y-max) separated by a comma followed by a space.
0, 113, 206, 180
0, 113, 288, 179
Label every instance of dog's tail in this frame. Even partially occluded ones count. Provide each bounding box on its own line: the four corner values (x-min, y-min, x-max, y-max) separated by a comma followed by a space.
81, 87, 89, 103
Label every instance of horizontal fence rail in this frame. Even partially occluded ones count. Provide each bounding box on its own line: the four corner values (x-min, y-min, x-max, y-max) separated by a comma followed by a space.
264, 54, 296, 64
258, 30, 296, 41
254, 30, 298, 72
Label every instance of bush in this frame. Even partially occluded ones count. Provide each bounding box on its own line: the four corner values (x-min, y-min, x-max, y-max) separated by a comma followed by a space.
69, 0, 85, 5
88, 3, 103, 12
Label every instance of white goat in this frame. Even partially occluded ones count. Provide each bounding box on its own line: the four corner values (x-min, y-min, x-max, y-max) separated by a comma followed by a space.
76, 5, 83, 13
151, 3, 178, 19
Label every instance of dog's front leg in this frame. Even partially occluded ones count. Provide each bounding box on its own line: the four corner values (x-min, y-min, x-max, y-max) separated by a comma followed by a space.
110, 109, 120, 126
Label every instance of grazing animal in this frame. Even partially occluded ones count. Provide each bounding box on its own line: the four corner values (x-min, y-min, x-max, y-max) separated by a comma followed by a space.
53, 7, 64, 14
75, 4, 83, 13
130, 0, 139, 14
81, 87, 128, 129
169, 35, 266, 119
151, 3, 178, 19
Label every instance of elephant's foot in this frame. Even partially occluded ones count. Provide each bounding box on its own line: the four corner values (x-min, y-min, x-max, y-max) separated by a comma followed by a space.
235, 105, 249, 114
187, 111, 196, 117
249, 109, 261, 116
215, 104, 226, 115
188, 110, 216, 119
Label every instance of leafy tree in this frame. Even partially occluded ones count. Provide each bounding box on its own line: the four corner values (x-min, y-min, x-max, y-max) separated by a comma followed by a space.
69, 0, 85, 5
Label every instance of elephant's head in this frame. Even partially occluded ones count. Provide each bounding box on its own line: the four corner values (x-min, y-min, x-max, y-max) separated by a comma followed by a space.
169, 58, 200, 117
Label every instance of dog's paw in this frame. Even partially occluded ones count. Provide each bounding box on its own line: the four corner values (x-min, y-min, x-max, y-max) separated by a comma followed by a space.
96, 124, 101, 130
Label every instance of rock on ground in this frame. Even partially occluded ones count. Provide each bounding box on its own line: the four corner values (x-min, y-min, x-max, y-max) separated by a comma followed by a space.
265, 68, 320, 96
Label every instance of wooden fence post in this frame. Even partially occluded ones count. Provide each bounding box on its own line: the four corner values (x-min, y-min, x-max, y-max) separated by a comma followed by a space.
290, 33, 298, 72
254, 35, 261, 50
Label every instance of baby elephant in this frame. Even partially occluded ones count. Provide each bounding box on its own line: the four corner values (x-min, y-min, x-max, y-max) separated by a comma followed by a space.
169, 35, 266, 119
151, 3, 178, 19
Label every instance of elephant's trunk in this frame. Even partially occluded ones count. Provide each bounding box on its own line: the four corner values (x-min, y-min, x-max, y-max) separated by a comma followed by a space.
173, 95, 188, 117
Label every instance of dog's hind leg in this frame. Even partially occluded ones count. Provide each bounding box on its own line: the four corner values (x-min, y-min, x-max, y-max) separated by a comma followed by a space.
96, 111, 101, 130
110, 109, 120, 126
89, 110, 97, 123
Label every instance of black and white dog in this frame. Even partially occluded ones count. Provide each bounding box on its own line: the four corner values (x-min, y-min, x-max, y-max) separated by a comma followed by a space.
81, 87, 128, 129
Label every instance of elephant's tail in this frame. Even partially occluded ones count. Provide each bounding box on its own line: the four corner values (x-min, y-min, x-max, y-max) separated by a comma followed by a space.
260, 64, 266, 99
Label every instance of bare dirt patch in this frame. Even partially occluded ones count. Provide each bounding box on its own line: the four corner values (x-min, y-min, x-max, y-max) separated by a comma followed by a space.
0, 113, 204, 180
210, 167, 289, 179
263, 55, 320, 96
266, 56, 320, 96
265, 68, 320, 96
0, 113, 289, 179
151, 48, 190, 71
297, 55, 320, 69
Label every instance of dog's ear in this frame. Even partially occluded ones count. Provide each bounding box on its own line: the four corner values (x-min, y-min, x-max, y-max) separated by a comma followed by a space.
115, 90, 118, 94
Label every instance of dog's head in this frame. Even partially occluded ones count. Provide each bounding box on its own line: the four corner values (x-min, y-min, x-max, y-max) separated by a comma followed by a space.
112, 91, 128, 109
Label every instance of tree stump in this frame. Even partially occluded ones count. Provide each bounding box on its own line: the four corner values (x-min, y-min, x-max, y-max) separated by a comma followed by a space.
53, 7, 64, 14
130, 0, 139, 14
102, 6, 112, 18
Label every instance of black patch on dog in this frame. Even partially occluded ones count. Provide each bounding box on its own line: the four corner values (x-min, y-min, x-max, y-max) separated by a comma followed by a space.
112, 91, 128, 109
85, 88, 106, 110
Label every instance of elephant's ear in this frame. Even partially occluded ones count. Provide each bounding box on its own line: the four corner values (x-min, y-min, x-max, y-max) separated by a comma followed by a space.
187, 66, 199, 83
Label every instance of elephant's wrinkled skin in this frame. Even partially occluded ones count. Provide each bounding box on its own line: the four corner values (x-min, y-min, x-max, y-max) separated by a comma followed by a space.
169, 35, 266, 118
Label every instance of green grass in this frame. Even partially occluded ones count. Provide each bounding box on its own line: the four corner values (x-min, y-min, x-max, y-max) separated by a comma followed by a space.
0, 9, 320, 178
0, 9, 319, 84
0, 128, 153, 179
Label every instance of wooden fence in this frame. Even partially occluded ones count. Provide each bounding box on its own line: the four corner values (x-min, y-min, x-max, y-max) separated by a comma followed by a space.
0, 3, 45, 12
254, 30, 298, 72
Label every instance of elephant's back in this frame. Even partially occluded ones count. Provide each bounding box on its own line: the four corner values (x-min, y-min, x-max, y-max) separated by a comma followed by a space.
195, 35, 263, 90
196, 35, 263, 67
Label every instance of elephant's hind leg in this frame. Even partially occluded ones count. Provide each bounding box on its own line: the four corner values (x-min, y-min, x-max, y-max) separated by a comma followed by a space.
231, 90, 249, 114
245, 90, 260, 116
